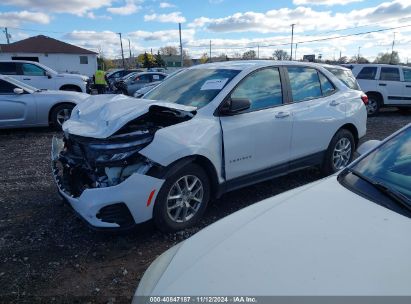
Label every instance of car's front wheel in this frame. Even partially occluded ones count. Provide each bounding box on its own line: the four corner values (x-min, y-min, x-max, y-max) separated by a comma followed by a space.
50, 104, 75, 129
153, 163, 210, 232
322, 129, 355, 175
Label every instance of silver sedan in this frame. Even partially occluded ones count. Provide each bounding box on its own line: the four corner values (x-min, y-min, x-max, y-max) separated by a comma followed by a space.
0, 74, 89, 129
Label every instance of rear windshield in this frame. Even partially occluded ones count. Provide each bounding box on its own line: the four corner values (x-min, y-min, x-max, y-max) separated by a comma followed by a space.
144, 68, 240, 108
325, 67, 361, 91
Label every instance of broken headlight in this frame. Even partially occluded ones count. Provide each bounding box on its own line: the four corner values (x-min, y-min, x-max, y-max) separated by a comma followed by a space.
95, 150, 139, 164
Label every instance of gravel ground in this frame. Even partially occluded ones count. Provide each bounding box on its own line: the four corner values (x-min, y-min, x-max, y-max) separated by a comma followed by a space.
0, 109, 410, 303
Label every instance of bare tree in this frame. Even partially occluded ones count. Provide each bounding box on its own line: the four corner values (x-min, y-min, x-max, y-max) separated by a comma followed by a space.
159, 46, 178, 56
272, 49, 290, 60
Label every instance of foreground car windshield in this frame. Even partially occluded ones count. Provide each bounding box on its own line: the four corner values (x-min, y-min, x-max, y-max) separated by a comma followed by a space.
144, 68, 240, 108
350, 127, 411, 201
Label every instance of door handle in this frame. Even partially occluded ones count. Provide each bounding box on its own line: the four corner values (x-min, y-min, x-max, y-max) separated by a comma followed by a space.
406, 85, 411, 88
330, 100, 340, 106
379, 83, 387, 86
275, 111, 290, 118
23, 78, 31, 80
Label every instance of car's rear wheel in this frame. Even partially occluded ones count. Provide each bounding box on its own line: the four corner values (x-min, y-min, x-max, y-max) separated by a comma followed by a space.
322, 129, 355, 175
366, 94, 381, 116
50, 104, 75, 129
153, 163, 210, 232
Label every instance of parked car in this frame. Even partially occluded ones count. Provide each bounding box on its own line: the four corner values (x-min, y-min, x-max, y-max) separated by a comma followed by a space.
51, 61, 367, 231
135, 123, 411, 297
117, 72, 167, 96
0, 74, 89, 128
0, 60, 91, 93
133, 69, 185, 98
344, 63, 411, 115
106, 69, 143, 90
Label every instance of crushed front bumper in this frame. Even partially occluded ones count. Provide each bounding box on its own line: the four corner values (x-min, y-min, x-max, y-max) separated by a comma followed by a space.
51, 137, 165, 230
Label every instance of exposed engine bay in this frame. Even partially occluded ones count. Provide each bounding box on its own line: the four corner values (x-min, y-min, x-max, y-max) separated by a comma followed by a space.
53, 105, 195, 197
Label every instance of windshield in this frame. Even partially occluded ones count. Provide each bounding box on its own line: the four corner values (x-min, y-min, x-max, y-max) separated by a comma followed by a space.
4, 75, 36, 93
350, 126, 411, 201
325, 67, 360, 90
144, 68, 240, 108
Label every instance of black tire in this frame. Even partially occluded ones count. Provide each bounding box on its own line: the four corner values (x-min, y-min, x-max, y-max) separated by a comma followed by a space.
153, 163, 210, 233
50, 104, 75, 129
321, 129, 355, 176
366, 94, 382, 116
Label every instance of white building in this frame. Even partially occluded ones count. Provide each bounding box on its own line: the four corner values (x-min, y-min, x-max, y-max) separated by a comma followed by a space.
0, 35, 98, 77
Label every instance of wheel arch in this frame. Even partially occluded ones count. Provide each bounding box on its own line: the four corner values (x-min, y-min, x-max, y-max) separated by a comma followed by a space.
48, 102, 76, 125
148, 154, 221, 200
337, 123, 359, 148
59, 84, 82, 92
365, 91, 384, 105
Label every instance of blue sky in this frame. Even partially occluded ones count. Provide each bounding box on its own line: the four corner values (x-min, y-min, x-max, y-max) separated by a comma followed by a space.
1, 0, 411, 61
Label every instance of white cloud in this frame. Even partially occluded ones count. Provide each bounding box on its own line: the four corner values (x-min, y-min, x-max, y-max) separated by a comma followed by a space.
86, 12, 112, 20
107, 0, 142, 15
0, 10, 50, 27
293, 0, 363, 6
159, 2, 175, 8
144, 11, 186, 23
129, 29, 195, 42
2, 0, 112, 16
190, 0, 411, 33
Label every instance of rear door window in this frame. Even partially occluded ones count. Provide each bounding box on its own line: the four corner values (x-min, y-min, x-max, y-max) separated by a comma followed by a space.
357, 67, 377, 80
380, 67, 400, 81
287, 67, 322, 102
0, 62, 17, 75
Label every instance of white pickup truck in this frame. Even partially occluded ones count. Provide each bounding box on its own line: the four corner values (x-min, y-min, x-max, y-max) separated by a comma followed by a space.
0, 60, 91, 93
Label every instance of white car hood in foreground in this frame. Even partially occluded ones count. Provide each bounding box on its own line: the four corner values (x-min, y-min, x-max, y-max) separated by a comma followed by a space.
63, 94, 196, 138
151, 176, 411, 296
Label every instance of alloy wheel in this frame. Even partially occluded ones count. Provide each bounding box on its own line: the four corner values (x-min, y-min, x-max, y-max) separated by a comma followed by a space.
166, 175, 204, 223
332, 137, 352, 170
367, 98, 378, 115
56, 108, 72, 126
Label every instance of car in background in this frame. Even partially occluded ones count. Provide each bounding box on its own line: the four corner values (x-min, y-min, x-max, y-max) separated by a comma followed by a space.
0, 74, 89, 129
0, 60, 91, 93
344, 64, 411, 115
51, 60, 367, 232
133, 69, 185, 98
116, 72, 167, 96
106, 69, 143, 90
135, 123, 411, 297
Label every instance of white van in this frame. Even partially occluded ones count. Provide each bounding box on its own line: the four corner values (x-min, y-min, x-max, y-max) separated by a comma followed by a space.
0, 60, 91, 93
345, 64, 411, 115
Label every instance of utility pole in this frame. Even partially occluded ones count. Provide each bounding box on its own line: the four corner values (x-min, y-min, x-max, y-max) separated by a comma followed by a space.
390, 32, 396, 64
178, 23, 183, 67
339, 50, 342, 60
290, 24, 295, 61
257, 44, 259, 59
117, 32, 125, 68
3, 27, 10, 44
209, 40, 212, 63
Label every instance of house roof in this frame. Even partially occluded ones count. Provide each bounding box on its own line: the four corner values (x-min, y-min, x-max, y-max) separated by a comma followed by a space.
0, 35, 97, 55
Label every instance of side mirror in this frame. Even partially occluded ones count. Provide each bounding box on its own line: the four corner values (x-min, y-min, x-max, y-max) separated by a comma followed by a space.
13, 88, 24, 94
45, 72, 52, 79
357, 140, 381, 156
220, 98, 251, 115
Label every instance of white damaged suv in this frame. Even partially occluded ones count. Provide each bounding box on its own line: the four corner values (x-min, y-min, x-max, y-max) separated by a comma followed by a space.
51, 61, 367, 231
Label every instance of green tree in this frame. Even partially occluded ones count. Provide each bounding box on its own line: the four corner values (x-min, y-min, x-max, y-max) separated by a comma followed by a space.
200, 53, 209, 64
242, 50, 257, 60
374, 51, 400, 64
137, 53, 155, 68
154, 51, 166, 67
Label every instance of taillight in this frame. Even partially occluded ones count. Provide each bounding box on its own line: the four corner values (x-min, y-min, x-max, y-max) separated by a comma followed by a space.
361, 95, 368, 105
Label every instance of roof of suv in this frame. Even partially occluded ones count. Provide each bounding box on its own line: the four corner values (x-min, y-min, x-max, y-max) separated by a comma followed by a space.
189, 60, 335, 71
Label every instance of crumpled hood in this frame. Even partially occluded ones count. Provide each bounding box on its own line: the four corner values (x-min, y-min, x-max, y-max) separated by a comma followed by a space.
150, 177, 411, 296
63, 94, 196, 138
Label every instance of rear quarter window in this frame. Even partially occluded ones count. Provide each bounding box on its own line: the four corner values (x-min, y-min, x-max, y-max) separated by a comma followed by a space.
325, 67, 360, 90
